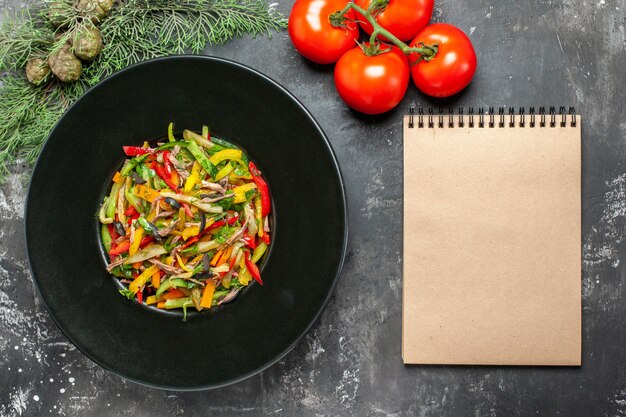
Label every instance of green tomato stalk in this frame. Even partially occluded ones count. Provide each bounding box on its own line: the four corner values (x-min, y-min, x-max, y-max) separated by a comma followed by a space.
329, 0, 438, 59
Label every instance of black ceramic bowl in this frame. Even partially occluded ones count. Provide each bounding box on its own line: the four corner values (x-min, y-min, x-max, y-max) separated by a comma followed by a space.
25, 56, 347, 390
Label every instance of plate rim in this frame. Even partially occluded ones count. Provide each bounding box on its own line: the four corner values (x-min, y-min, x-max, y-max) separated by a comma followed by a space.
24, 54, 349, 391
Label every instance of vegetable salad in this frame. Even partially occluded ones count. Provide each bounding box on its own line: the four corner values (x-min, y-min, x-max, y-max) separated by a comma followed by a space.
99, 124, 271, 320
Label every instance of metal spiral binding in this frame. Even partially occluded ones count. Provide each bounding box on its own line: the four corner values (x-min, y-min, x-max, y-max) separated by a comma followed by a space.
549, 106, 556, 127
406, 106, 576, 128
569, 107, 577, 127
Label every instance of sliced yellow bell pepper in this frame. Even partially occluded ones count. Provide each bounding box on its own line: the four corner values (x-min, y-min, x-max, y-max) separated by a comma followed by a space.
214, 162, 235, 181
254, 194, 264, 237
129, 227, 144, 256
146, 207, 156, 222
184, 161, 201, 193
112, 171, 124, 183
178, 207, 186, 231
146, 295, 158, 305
203, 218, 215, 231
228, 171, 253, 181
200, 281, 216, 308
170, 170, 180, 188
129, 265, 159, 293
239, 268, 251, 286
176, 254, 193, 272
209, 149, 243, 166
134, 184, 160, 203
222, 275, 231, 289
182, 226, 200, 240
151, 270, 161, 289
232, 182, 257, 203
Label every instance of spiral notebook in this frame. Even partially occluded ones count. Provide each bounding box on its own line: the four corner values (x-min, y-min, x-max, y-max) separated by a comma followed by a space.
402, 107, 581, 366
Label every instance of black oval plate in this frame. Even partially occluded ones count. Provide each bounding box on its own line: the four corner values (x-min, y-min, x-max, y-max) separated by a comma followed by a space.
25, 56, 347, 390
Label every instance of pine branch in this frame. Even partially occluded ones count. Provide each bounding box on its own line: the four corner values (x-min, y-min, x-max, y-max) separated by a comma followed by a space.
0, 0, 287, 182
83, 0, 287, 83
0, 8, 54, 69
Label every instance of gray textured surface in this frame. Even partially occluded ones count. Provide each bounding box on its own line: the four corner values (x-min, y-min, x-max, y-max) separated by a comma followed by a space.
1, 0, 625, 415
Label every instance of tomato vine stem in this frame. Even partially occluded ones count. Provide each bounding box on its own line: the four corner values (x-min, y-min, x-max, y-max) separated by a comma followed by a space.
329, 1, 438, 59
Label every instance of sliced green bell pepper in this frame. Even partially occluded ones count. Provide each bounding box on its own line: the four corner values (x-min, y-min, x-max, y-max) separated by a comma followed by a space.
187, 140, 217, 178
101, 224, 112, 252
155, 278, 192, 298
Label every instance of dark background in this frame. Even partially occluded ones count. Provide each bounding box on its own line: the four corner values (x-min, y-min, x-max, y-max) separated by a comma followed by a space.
1, 0, 625, 415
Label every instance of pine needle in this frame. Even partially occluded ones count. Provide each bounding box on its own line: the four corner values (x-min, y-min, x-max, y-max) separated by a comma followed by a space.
0, 0, 287, 182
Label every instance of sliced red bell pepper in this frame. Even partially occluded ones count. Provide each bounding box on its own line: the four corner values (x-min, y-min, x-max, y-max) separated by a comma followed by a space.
208, 220, 227, 230
244, 251, 263, 285
162, 150, 173, 176
242, 233, 257, 249
107, 224, 118, 241
136, 290, 143, 304
182, 202, 193, 218
260, 231, 270, 245
139, 236, 154, 249
123, 146, 153, 157
126, 212, 140, 225
217, 250, 240, 278
248, 162, 270, 217
153, 162, 179, 191
179, 236, 198, 250
206, 214, 239, 232
109, 240, 130, 256
124, 205, 138, 217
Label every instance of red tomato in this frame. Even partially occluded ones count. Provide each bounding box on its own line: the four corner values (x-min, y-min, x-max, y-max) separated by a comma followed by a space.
355, 0, 433, 42
288, 0, 359, 64
334, 45, 409, 114
409, 23, 477, 97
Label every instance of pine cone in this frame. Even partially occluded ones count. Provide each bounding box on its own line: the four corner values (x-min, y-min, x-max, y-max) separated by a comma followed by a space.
49, 44, 82, 82
25, 58, 51, 85
48, 2, 75, 28
77, 0, 115, 23
73, 26, 103, 61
